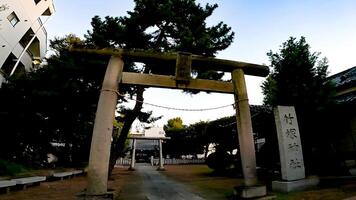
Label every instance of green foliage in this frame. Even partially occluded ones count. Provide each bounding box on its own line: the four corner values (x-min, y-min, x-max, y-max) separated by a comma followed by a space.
262, 36, 334, 108
86, 0, 234, 54
262, 36, 338, 174
0, 35, 109, 166
0, 159, 27, 176
163, 106, 281, 171
85, 0, 234, 79
84, 0, 235, 173
164, 118, 206, 157
1, 0, 235, 172
206, 151, 232, 171
164, 116, 238, 158
204, 117, 237, 153
164, 117, 184, 131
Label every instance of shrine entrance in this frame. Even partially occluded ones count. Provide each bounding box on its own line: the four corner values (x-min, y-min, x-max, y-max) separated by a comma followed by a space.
126, 136, 170, 171
76, 48, 269, 199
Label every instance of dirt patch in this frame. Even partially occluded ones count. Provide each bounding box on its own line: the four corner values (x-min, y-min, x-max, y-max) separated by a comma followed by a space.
2, 165, 356, 200
162, 165, 356, 200
162, 165, 242, 199
0, 166, 133, 200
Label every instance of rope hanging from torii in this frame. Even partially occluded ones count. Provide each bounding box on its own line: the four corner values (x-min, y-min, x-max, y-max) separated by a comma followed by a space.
101, 88, 249, 112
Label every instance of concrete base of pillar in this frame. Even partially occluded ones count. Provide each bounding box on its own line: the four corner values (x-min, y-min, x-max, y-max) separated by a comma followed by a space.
157, 167, 165, 171
77, 192, 114, 200
128, 167, 135, 171
234, 185, 267, 199
272, 176, 319, 192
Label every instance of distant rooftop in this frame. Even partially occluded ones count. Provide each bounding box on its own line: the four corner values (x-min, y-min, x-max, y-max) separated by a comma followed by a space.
328, 66, 356, 104
328, 66, 356, 89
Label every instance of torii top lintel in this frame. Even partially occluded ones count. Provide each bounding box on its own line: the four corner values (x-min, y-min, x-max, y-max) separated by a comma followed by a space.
70, 48, 269, 77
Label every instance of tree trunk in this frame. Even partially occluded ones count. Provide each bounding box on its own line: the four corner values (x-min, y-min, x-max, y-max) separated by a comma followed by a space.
108, 87, 144, 177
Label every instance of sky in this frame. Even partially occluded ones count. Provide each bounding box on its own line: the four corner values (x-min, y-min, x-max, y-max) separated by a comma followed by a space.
45, 0, 356, 127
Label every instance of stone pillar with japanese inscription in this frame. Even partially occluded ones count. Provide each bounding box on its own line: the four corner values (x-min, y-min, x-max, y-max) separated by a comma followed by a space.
274, 106, 305, 181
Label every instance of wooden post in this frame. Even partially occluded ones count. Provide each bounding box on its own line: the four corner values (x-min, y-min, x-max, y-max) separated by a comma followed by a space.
232, 69, 258, 187
86, 56, 124, 195
157, 139, 164, 170
129, 139, 136, 170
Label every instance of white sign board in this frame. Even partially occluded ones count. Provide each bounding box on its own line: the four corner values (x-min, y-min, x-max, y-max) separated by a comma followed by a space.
274, 106, 305, 181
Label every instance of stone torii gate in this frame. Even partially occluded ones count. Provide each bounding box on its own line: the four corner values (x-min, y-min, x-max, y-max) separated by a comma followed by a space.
127, 136, 170, 171
74, 48, 269, 199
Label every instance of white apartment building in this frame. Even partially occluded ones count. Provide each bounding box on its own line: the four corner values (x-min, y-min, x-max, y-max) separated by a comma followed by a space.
0, 0, 55, 84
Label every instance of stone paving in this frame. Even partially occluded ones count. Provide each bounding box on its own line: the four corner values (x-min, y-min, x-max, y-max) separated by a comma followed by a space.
118, 163, 205, 200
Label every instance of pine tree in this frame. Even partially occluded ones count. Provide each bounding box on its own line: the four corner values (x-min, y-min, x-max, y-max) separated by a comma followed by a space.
85, 0, 235, 175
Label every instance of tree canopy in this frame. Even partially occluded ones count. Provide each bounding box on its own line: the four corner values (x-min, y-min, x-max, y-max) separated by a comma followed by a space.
84, 0, 235, 174
0, 35, 108, 166
262, 36, 334, 108
164, 117, 184, 131
0, 0, 235, 174
262, 36, 337, 174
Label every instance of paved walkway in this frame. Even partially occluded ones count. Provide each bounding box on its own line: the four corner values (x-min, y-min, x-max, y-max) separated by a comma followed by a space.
118, 163, 205, 200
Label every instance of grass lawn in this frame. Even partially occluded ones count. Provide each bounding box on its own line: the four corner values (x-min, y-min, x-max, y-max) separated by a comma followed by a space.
162, 165, 242, 199
162, 164, 356, 200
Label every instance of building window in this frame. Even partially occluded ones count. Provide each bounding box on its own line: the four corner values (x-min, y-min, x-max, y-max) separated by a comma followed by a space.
34, 0, 41, 4
7, 12, 19, 27
1, 53, 17, 77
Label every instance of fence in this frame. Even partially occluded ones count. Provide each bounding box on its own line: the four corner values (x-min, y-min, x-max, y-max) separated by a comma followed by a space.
115, 157, 205, 166
115, 158, 131, 166
151, 158, 205, 165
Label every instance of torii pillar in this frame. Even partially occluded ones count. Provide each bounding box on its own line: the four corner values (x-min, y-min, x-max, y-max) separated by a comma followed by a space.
85, 56, 123, 199
232, 69, 266, 198
129, 139, 136, 170
157, 138, 165, 170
